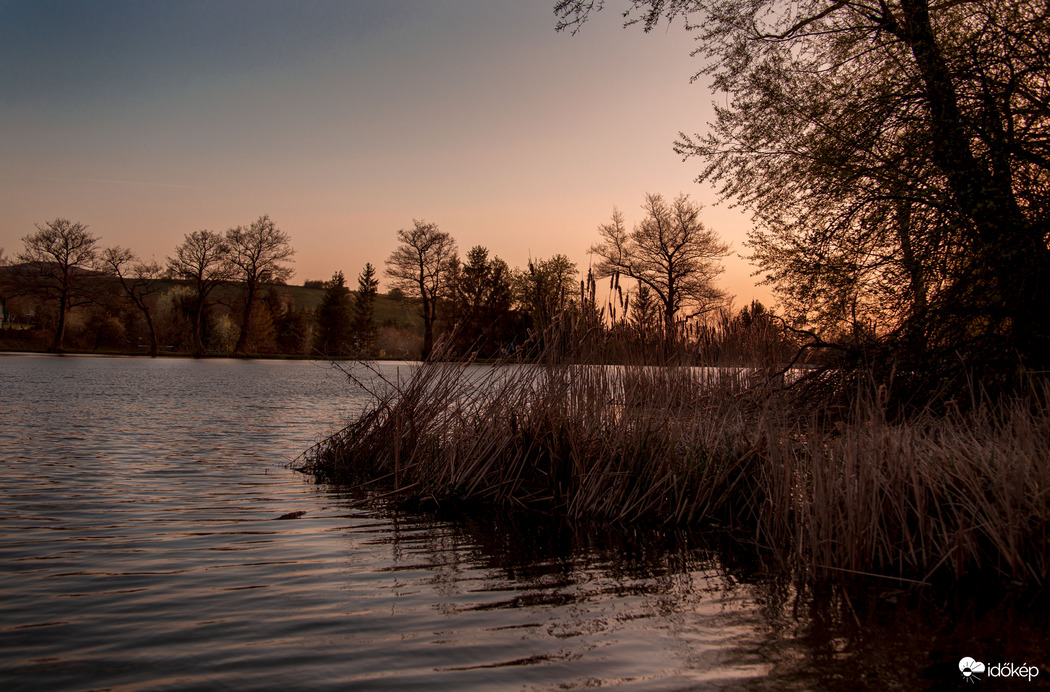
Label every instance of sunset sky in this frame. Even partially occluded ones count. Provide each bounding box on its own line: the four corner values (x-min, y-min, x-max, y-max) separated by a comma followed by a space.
1, 0, 770, 306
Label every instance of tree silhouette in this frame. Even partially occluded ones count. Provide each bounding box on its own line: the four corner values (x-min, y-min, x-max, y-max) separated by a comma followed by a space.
351, 263, 379, 357
166, 230, 232, 357
102, 247, 164, 357
316, 271, 353, 357
226, 215, 294, 355
590, 193, 729, 339
557, 0, 1050, 387
444, 246, 515, 356
385, 220, 457, 360
513, 254, 578, 336
15, 219, 100, 352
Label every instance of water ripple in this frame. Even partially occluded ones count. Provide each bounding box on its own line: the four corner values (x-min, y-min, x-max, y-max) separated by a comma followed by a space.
3, 355, 1046, 690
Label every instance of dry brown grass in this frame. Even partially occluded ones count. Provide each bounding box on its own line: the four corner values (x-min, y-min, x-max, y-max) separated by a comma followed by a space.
768, 388, 1050, 585
300, 343, 1050, 587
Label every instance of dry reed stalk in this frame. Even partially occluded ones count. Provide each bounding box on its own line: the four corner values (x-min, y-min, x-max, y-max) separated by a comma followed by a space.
764, 386, 1050, 585
300, 338, 1049, 586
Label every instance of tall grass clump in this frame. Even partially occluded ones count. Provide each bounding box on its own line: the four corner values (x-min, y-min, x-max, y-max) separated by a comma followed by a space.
759, 383, 1050, 585
303, 354, 764, 526
300, 328, 1050, 587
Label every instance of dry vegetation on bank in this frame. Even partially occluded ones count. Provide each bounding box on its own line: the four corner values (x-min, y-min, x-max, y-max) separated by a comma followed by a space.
300, 337, 1050, 588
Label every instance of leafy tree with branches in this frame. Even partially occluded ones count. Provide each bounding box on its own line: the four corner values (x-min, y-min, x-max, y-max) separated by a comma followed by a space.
557, 0, 1050, 387
513, 254, 578, 331
444, 246, 515, 356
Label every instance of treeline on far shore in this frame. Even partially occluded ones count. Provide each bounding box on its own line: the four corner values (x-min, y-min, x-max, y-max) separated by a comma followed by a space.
2, 209, 803, 365
1, 216, 429, 359
1, 254, 795, 365
0, 271, 423, 359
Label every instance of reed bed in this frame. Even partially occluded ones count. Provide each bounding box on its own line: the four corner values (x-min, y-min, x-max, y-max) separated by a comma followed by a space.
300, 356, 1050, 587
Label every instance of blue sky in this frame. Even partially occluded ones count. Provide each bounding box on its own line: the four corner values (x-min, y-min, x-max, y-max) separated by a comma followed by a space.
1, 0, 767, 303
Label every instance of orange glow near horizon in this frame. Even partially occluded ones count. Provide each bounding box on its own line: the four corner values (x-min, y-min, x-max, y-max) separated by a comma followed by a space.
0, 2, 774, 310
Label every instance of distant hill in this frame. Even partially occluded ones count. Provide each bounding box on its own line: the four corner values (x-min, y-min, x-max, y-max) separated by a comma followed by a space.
272, 282, 421, 331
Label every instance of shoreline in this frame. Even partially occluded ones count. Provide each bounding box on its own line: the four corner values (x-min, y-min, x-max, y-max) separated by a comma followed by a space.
301, 355, 1050, 590
0, 345, 411, 362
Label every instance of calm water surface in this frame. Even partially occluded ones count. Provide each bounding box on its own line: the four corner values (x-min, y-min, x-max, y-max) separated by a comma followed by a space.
1, 354, 1045, 691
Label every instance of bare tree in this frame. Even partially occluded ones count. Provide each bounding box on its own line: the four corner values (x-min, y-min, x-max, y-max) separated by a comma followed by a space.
102, 247, 164, 357
385, 220, 457, 360
590, 193, 729, 338
167, 230, 232, 357
15, 219, 101, 352
225, 215, 295, 355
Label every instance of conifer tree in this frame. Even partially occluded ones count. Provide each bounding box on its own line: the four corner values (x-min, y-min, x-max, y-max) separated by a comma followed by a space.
315, 271, 352, 357
351, 263, 379, 357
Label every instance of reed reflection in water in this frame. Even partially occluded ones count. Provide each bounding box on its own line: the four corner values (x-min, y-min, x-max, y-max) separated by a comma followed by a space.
0, 354, 1045, 690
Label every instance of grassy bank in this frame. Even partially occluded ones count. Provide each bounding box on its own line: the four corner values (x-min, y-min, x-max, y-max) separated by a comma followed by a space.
300, 352, 1049, 587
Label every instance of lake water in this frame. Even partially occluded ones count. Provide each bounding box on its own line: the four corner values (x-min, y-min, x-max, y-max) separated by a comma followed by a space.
1, 353, 1046, 690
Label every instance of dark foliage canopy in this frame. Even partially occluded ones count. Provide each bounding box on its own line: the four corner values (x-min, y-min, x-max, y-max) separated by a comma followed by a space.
352, 263, 380, 357
317, 271, 353, 357
444, 246, 517, 357
558, 0, 1050, 390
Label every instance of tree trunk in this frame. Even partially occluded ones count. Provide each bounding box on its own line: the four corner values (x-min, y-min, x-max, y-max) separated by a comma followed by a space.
142, 307, 160, 357
234, 283, 256, 356
895, 198, 928, 356
899, 0, 1050, 364
51, 289, 69, 353
421, 294, 435, 361
192, 300, 207, 357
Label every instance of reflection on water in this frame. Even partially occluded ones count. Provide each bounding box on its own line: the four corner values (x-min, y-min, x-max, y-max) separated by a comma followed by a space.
0, 354, 1045, 690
